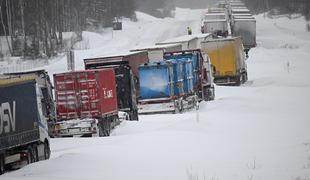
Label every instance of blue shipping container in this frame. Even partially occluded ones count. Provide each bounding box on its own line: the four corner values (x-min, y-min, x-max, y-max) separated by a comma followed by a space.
167, 59, 184, 96
165, 52, 200, 87
181, 58, 194, 93
139, 62, 174, 99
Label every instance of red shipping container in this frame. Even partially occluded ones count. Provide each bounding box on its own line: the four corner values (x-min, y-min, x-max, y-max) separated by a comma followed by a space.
54, 69, 118, 121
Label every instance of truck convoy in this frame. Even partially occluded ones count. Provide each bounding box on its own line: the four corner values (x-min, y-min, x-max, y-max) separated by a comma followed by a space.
201, 36, 248, 86
0, 70, 53, 174
53, 69, 119, 137
84, 51, 149, 120
138, 49, 214, 114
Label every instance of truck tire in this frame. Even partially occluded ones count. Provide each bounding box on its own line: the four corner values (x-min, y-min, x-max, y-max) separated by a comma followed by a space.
235, 76, 241, 86
203, 87, 209, 101
101, 119, 111, 137
27, 146, 34, 164
44, 142, 50, 160
130, 110, 139, 121
32, 145, 39, 162
0, 155, 5, 175
209, 87, 215, 101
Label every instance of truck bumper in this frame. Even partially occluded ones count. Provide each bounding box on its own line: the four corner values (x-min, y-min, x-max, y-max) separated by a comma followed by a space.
138, 101, 176, 114
54, 119, 98, 137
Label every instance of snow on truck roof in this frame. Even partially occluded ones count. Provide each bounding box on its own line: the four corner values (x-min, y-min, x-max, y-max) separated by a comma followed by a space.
157, 35, 198, 44
131, 44, 182, 51
157, 34, 212, 44
205, 12, 226, 16
203, 19, 227, 22
232, 8, 250, 12
84, 51, 147, 62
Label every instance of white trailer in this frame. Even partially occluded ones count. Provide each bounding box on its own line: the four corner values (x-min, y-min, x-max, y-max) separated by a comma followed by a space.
131, 44, 182, 62
156, 35, 199, 50
232, 16, 256, 56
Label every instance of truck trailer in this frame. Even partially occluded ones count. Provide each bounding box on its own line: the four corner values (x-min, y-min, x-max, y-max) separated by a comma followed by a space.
53, 69, 119, 137
138, 50, 215, 114
0, 70, 53, 174
201, 37, 248, 86
231, 16, 256, 56
84, 51, 149, 120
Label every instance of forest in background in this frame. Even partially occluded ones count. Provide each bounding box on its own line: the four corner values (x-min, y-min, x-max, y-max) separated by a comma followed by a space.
242, 0, 310, 20
0, 0, 309, 59
0, 0, 135, 58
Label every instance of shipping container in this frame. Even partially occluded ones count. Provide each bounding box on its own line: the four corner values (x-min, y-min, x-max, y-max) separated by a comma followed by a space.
53, 69, 118, 137
166, 59, 184, 96
181, 58, 194, 94
0, 71, 52, 174
139, 62, 174, 99
138, 50, 215, 114
164, 49, 215, 101
201, 37, 248, 85
84, 52, 145, 120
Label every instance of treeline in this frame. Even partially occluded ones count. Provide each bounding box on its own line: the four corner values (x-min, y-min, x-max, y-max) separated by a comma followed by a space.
0, 0, 135, 58
242, 0, 310, 20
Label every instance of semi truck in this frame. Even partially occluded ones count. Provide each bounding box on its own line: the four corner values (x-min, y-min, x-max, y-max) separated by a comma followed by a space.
231, 15, 256, 56
0, 70, 53, 174
201, 37, 248, 86
138, 49, 215, 114
84, 51, 149, 120
53, 69, 119, 137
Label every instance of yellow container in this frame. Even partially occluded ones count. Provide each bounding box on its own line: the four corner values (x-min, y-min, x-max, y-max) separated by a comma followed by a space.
201, 37, 247, 85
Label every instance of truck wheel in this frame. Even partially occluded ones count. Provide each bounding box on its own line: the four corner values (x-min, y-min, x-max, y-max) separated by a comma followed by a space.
0, 155, 5, 175
131, 110, 139, 121
105, 120, 111, 136
98, 124, 104, 137
209, 87, 215, 101
44, 142, 50, 160
203, 87, 209, 101
244, 72, 248, 82
235, 76, 241, 86
179, 100, 184, 113
32, 146, 39, 162
27, 147, 34, 164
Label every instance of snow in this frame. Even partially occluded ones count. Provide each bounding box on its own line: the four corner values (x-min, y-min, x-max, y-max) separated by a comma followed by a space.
1, 9, 310, 180
158, 34, 198, 44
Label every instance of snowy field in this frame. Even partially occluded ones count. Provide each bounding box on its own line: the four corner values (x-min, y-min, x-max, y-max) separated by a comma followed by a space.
1, 8, 310, 180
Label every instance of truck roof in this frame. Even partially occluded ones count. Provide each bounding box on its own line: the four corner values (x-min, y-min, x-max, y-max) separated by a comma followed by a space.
233, 17, 256, 21
205, 12, 226, 16
84, 51, 148, 62
232, 13, 252, 16
203, 19, 227, 23
232, 8, 250, 13
156, 35, 198, 44
131, 43, 182, 51
0, 69, 50, 87
53, 68, 113, 77
201, 36, 241, 43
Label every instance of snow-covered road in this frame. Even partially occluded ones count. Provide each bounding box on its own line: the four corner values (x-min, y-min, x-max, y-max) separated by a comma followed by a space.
1, 9, 310, 180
